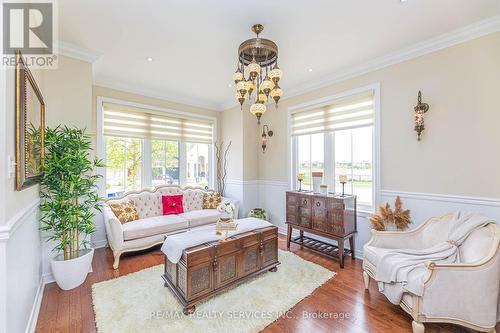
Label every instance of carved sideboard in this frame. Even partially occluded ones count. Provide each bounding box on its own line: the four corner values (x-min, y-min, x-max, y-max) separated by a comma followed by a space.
286, 191, 357, 268
162, 226, 279, 314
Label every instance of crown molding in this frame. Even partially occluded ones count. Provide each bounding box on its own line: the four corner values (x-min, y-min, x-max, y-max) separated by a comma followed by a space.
93, 76, 221, 112
220, 15, 500, 111
58, 41, 102, 63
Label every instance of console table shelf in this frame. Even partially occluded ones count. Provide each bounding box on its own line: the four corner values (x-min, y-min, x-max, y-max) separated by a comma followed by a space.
290, 235, 352, 259
285, 191, 357, 268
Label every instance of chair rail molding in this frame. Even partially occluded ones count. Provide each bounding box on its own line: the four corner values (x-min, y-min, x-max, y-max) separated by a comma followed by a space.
0, 200, 40, 242
380, 190, 500, 207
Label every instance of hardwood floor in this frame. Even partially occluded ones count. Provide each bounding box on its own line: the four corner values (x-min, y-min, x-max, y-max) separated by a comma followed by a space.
36, 236, 498, 333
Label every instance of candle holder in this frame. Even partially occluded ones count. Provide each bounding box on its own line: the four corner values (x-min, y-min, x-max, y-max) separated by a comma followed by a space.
297, 173, 304, 192
339, 175, 348, 197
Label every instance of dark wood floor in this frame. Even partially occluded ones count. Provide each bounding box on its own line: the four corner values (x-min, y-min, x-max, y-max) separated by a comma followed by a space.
36, 236, 498, 333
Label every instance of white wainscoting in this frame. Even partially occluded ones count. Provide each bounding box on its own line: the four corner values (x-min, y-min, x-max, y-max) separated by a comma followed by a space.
0, 201, 43, 333
88, 183, 500, 261
257, 182, 500, 258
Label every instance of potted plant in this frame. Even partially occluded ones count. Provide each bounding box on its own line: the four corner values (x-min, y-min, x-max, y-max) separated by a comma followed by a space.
40, 126, 104, 290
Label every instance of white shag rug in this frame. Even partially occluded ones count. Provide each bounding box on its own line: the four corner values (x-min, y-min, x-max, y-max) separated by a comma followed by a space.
92, 250, 335, 333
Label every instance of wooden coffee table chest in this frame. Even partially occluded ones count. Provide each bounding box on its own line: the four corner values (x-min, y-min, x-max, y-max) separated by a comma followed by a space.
162, 226, 279, 314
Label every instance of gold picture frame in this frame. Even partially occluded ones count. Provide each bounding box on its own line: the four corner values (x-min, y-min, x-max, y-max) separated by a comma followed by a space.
16, 50, 45, 191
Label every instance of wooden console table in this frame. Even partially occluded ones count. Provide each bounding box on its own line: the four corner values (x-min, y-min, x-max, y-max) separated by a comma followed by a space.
286, 191, 356, 268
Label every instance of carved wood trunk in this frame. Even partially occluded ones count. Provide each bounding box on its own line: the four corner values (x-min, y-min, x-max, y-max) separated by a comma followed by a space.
163, 226, 279, 314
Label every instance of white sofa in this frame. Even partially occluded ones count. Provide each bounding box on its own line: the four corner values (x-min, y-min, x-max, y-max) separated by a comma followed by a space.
362, 214, 500, 333
102, 185, 239, 269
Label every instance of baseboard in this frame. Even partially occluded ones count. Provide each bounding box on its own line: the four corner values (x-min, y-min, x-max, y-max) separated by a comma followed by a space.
92, 239, 108, 249
25, 277, 45, 333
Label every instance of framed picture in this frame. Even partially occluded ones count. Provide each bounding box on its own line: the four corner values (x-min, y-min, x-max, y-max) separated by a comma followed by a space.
15, 50, 46, 191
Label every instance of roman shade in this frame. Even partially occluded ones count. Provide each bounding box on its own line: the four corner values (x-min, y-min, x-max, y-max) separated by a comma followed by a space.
291, 91, 374, 136
103, 103, 214, 143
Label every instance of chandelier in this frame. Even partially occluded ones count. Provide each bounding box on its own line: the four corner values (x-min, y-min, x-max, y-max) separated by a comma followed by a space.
232, 24, 283, 124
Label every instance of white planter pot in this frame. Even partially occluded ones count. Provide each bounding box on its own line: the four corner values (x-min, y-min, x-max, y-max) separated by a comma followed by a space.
51, 248, 94, 290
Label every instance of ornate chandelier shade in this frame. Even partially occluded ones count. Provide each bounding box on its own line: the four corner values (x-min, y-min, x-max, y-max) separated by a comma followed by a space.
233, 24, 283, 123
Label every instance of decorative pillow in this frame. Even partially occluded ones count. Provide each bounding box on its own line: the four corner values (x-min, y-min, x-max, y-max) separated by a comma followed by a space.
162, 195, 184, 215
203, 192, 222, 209
108, 200, 139, 224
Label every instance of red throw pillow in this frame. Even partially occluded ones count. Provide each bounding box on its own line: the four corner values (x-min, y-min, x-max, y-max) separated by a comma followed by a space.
162, 195, 184, 215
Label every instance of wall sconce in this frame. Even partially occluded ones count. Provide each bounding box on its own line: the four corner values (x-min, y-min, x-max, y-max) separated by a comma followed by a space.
261, 125, 273, 153
414, 91, 429, 141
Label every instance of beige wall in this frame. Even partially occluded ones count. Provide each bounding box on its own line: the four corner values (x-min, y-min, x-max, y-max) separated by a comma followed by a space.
3, 55, 93, 222
246, 32, 500, 198
221, 104, 243, 181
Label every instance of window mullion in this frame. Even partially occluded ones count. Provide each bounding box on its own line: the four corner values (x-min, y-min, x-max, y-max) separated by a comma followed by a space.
143, 138, 152, 189
324, 132, 334, 192
179, 141, 187, 186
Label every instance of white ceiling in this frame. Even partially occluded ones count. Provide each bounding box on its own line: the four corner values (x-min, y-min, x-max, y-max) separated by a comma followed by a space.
58, 0, 500, 110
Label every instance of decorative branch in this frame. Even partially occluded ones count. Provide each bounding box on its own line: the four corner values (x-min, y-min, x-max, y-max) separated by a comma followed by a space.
221, 141, 231, 196
215, 141, 231, 196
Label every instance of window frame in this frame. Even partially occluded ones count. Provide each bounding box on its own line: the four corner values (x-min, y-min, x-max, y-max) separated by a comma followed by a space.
288, 84, 381, 212
96, 97, 217, 197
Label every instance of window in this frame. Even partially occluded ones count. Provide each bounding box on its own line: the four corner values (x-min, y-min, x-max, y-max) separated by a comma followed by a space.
186, 142, 210, 187
152, 139, 179, 186
291, 89, 377, 209
105, 137, 142, 197
100, 101, 215, 197
334, 127, 373, 205
297, 133, 324, 191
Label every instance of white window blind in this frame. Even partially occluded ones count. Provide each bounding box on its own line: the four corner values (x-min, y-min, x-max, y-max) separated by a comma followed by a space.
291, 92, 374, 136
103, 103, 214, 144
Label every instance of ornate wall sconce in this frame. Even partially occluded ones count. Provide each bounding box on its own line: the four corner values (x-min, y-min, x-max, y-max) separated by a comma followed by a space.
261, 125, 273, 153
414, 91, 430, 141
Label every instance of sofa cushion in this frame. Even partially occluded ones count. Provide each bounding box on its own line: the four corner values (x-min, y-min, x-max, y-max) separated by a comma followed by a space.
203, 192, 222, 209
162, 195, 184, 215
180, 209, 220, 228
122, 215, 188, 241
108, 200, 139, 224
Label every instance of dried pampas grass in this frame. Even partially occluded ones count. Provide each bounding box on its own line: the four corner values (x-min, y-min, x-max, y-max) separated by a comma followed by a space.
369, 196, 411, 231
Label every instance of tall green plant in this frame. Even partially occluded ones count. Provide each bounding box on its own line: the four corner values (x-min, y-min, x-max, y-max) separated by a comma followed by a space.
40, 126, 104, 260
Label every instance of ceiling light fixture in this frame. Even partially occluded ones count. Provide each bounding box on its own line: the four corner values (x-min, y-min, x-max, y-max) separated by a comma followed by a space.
232, 24, 283, 124
146, 57, 153, 62
308, 68, 313, 72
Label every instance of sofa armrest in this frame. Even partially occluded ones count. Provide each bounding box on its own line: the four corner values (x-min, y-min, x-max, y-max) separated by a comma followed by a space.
102, 205, 124, 251
222, 197, 240, 219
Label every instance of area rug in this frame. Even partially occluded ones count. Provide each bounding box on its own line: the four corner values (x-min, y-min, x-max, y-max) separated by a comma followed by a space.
92, 250, 334, 333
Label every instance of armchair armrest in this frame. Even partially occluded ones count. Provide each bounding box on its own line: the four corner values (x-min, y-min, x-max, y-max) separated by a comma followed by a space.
102, 205, 124, 251
222, 197, 240, 219
421, 249, 500, 328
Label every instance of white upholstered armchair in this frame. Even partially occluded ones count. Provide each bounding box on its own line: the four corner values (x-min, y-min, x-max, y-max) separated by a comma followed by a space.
362, 214, 500, 333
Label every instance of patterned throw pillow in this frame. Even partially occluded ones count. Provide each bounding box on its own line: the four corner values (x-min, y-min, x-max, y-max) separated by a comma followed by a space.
203, 192, 222, 209
108, 200, 139, 224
